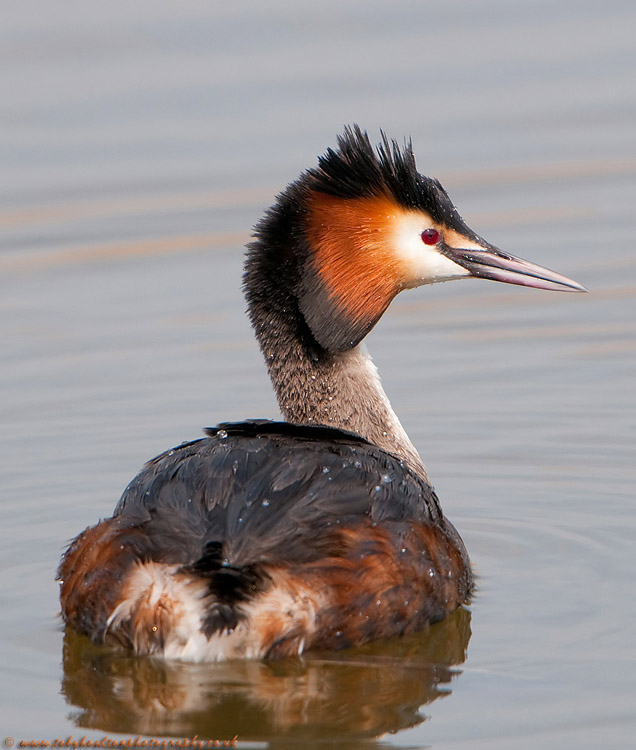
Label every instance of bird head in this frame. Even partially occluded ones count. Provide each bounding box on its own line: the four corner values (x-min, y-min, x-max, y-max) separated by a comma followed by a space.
253, 126, 586, 352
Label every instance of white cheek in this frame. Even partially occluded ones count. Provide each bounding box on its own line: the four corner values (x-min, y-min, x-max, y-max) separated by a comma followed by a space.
393, 215, 471, 286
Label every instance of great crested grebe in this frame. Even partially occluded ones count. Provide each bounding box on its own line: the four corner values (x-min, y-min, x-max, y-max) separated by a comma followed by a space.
58, 127, 585, 661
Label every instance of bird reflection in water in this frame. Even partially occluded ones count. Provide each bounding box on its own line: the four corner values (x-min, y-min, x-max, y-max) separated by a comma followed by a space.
61, 606, 470, 744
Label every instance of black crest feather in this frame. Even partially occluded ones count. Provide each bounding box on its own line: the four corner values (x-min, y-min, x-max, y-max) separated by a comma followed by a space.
306, 125, 469, 232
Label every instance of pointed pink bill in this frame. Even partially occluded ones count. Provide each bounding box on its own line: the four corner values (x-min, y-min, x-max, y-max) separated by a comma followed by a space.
443, 244, 587, 293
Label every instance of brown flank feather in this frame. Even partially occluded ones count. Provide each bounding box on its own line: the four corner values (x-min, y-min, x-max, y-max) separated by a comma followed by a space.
258, 518, 469, 656
58, 518, 135, 642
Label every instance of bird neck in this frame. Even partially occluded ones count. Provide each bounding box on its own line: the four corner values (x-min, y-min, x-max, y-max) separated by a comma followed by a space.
244, 242, 428, 479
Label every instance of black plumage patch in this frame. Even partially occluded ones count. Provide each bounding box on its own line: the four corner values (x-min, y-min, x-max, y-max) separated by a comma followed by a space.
306, 125, 476, 237
206, 419, 370, 444
187, 540, 267, 636
115, 419, 448, 564
296, 269, 391, 352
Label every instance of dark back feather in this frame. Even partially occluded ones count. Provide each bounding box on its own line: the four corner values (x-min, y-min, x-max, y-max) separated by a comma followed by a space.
115, 420, 445, 569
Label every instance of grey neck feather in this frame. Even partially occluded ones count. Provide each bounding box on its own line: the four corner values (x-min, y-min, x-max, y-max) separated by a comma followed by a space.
246, 271, 428, 480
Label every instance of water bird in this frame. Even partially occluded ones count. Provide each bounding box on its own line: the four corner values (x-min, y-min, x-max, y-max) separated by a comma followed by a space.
58, 127, 585, 661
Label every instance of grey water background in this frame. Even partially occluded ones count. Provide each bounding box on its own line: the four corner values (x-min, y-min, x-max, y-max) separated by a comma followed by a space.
1, 1, 635, 748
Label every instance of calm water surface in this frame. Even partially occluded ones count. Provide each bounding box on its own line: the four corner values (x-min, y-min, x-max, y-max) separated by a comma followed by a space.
1, 2, 635, 748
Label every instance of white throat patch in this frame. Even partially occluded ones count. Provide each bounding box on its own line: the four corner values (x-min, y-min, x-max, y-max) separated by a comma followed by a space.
392, 213, 475, 287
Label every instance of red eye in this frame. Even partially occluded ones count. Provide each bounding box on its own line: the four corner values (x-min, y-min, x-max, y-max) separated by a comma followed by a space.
421, 228, 440, 245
